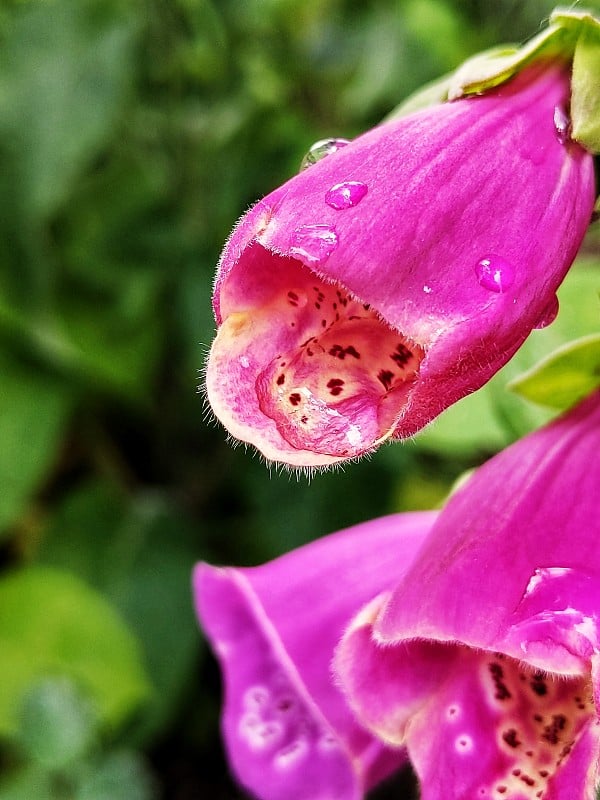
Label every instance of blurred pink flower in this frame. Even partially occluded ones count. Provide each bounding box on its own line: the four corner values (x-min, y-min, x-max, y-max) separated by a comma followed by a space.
336, 391, 600, 800
205, 63, 595, 468
194, 511, 437, 800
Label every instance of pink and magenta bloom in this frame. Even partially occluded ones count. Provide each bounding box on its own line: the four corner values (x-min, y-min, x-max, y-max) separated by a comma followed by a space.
336, 391, 600, 800
206, 63, 595, 468
194, 511, 437, 800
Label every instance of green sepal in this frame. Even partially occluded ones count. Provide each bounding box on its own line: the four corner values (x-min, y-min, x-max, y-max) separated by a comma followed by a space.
385, 6, 600, 154
508, 332, 600, 411
569, 17, 600, 152
447, 25, 572, 100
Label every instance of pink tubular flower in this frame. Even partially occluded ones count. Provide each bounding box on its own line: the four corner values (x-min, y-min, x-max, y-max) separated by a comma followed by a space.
205, 63, 596, 468
193, 511, 437, 800
335, 391, 600, 800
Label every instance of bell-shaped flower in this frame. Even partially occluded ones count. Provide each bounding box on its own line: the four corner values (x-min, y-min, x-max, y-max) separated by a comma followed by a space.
205, 62, 596, 468
193, 511, 437, 800
335, 391, 600, 800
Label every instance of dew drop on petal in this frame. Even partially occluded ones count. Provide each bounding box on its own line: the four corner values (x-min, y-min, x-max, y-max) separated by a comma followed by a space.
553, 106, 571, 145
534, 295, 559, 329
299, 138, 351, 171
325, 181, 368, 210
290, 225, 338, 266
475, 255, 515, 293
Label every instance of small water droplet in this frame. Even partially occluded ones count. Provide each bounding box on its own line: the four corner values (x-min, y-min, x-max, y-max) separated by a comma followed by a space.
300, 138, 351, 171
423, 285, 432, 294
475, 255, 515, 293
534, 295, 559, 329
239, 355, 250, 368
290, 225, 338, 266
325, 181, 368, 210
553, 106, 570, 145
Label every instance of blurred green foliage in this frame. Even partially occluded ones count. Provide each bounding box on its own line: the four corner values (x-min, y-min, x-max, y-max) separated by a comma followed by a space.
0, 0, 596, 798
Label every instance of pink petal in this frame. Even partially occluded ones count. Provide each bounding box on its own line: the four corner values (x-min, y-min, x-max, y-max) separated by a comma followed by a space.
336, 392, 600, 799
194, 511, 437, 800
207, 64, 596, 467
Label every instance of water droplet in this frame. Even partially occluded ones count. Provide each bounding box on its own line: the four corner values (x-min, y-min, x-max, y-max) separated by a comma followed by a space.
300, 138, 351, 171
475, 255, 515, 293
423, 285, 432, 294
239, 355, 250, 368
553, 106, 570, 145
325, 181, 368, 210
290, 225, 338, 266
534, 295, 559, 329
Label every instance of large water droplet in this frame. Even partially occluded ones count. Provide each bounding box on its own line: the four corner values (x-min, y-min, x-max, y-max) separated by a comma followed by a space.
475, 255, 515, 293
325, 181, 368, 210
300, 138, 351, 171
534, 295, 559, 329
553, 105, 570, 145
290, 225, 338, 266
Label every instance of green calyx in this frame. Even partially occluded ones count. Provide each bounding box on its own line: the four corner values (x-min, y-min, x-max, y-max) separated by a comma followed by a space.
389, 6, 600, 154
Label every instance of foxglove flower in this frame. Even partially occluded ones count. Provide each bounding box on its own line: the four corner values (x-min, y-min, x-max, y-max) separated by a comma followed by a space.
335, 391, 600, 800
205, 61, 596, 468
194, 511, 437, 800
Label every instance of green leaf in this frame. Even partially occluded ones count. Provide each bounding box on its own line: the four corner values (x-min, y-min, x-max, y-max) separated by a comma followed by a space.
0, 0, 138, 221
508, 333, 600, 410
38, 484, 200, 743
75, 752, 156, 800
0, 354, 73, 537
0, 765, 54, 800
0, 566, 152, 737
17, 678, 98, 769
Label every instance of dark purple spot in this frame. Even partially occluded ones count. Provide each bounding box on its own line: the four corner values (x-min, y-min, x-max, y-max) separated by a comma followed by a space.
497, 788, 507, 795
530, 673, 547, 696
502, 729, 521, 748
525, 750, 533, 757
512, 769, 521, 777
378, 370, 394, 390
519, 774, 535, 787
300, 415, 308, 424
489, 662, 511, 701
321, 319, 327, 327
391, 343, 413, 367
315, 303, 321, 309
345, 345, 360, 359
542, 714, 567, 745
289, 393, 301, 406
287, 291, 299, 306
327, 378, 345, 397
533, 714, 543, 722
276, 374, 285, 386
539, 770, 549, 778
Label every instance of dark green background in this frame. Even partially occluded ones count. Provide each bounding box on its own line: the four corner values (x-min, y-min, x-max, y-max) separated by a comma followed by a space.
0, 1, 598, 798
